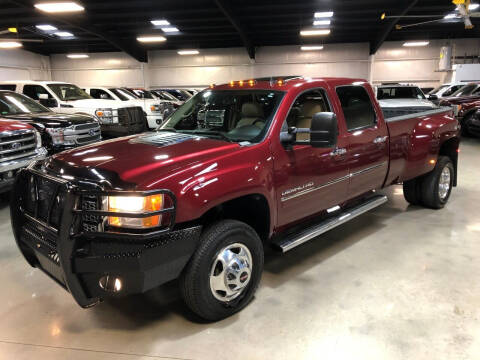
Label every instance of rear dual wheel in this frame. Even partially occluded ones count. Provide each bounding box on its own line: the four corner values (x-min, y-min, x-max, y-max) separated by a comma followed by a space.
403, 156, 454, 209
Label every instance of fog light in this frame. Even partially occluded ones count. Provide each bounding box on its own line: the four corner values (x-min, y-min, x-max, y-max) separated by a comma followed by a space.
156, 119, 161, 124
99, 275, 123, 292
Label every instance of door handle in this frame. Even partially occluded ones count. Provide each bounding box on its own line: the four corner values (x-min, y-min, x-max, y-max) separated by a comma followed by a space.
330, 147, 347, 157
373, 136, 388, 144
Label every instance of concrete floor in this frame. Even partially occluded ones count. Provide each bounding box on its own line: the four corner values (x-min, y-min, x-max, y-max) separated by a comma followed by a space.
0, 139, 479, 360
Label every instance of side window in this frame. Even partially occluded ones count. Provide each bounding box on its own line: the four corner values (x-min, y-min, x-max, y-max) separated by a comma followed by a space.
336, 86, 376, 131
23, 85, 52, 100
473, 87, 480, 95
285, 88, 331, 141
0, 85, 16, 91
90, 88, 113, 100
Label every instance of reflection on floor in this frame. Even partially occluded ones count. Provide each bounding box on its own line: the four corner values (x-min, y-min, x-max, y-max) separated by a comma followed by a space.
0, 138, 479, 360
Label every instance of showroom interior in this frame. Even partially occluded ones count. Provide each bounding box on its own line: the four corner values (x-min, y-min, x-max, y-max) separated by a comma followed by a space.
0, 0, 479, 359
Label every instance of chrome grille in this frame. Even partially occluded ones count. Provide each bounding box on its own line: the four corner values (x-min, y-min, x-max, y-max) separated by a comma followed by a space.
64, 123, 101, 145
81, 195, 101, 232
73, 123, 99, 131
0, 129, 36, 162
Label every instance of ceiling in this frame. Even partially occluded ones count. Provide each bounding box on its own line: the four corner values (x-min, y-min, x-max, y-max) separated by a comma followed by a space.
1, 0, 479, 62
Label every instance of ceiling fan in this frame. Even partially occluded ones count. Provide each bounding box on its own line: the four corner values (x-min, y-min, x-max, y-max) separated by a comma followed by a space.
381, 0, 480, 30
0, 27, 43, 43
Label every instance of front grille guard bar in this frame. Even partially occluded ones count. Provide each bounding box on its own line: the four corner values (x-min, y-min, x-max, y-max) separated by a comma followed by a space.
13, 164, 177, 308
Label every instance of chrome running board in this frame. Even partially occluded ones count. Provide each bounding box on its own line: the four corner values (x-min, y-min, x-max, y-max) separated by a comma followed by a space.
275, 195, 388, 253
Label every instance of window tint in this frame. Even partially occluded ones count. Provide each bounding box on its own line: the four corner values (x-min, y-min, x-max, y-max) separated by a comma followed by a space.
336, 86, 376, 131
23, 85, 52, 100
0, 85, 16, 91
285, 89, 331, 141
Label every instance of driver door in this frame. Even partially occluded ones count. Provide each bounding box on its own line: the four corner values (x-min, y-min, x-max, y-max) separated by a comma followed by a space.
273, 88, 349, 227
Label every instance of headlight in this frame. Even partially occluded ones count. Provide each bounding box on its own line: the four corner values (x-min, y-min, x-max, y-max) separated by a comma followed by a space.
150, 104, 160, 112
106, 194, 164, 229
34, 130, 42, 148
95, 108, 114, 123
45, 128, 65, 145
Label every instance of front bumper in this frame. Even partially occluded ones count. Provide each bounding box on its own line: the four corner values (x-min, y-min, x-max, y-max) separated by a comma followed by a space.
11, 165, 201, 308
0, 147, 47, 193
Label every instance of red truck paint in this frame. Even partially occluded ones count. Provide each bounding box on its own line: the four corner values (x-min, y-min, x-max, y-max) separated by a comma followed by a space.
11, 77, 460, 317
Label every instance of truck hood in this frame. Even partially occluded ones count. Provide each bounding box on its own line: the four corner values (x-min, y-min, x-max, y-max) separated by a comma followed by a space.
64, 98, 125, 109
0, 118, 34, 131
378, 98, 436, 108
3, 112, 97, 128
45, 131, 240, 190
440, 95, 480, 105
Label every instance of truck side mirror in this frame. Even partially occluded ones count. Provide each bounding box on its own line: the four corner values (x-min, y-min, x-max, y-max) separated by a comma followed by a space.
428, 94, 438, 101
310, 112, 338, 148
39, 98, 58, 108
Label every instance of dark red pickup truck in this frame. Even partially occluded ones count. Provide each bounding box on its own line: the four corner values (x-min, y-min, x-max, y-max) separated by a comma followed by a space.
439, 95, 480, 136
11, 77, 460, 321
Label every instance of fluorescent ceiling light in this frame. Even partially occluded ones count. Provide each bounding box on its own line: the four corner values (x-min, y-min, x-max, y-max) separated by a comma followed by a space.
34, 2, 84, 13
161, 27, 179, 33
469, 3, 479, 10
314, 11, 334, 18
55, 31, 74, 37
301, 45, 324, 51
444, 13, 458, 19
151, 19, 170, 26
36, 24, 57, 31
178, 49, 199, 55
403, 41, 429, 47
0, 41, 22, 49
137, 35, 167, 42
67, 53, 89, 58
300, 29, 331, 36
313, 19, 331, 26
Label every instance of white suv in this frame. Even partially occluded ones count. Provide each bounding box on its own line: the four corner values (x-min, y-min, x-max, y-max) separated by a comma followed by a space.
0, 81, 147, 137
83, 87, 175, 128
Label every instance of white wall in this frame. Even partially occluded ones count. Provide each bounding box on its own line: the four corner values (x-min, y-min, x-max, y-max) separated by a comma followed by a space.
46, 38, 480, 89
0, 48, 51, 81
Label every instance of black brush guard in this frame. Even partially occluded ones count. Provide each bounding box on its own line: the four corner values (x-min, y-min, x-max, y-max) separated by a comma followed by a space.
11, 164, 201, 308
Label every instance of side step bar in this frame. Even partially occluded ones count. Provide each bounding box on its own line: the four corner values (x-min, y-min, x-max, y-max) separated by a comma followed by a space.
275, 195, 388, 253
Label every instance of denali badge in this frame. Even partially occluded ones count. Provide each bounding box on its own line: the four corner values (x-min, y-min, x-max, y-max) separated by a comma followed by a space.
281, 182, 314, 197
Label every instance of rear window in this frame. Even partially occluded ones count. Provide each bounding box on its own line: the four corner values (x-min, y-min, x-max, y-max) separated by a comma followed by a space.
377, 86, 425, 100
0, 85, 16, 91
336, 86, 376, 131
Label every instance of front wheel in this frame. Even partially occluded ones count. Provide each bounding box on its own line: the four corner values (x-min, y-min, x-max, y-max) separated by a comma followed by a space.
420, 156, 455, 209
180, 220, 264, 321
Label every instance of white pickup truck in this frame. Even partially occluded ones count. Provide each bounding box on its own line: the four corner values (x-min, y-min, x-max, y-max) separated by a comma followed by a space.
83, 87, 175, 129
0, 81, 146, 136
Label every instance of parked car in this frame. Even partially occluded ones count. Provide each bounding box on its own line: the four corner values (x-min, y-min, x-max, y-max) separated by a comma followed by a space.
0, 90, 100, 154
376, 84, 437, 117
11, 77, 459, 321
0, 119, 46, 192
154, 88, 192, 102
427, 82, 465, 104
83, 87, 174, 129
149, 89, 183, 106
0, 81, 146, 137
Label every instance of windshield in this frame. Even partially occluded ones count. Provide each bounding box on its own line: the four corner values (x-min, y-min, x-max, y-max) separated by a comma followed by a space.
48, 83, 91, 101
0, 91, 50, 115
160, 89, 285, 143
110, 88, 138, 101
429, 85, 448, 95
130, 89, 155, 99
377, 86, 426, 100
451, 84, 478, 97
152, 90, 179, 101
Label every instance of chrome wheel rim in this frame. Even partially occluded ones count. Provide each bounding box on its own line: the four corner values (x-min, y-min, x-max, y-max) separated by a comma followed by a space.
209, 243, 253, 302
438, 166, 451, 200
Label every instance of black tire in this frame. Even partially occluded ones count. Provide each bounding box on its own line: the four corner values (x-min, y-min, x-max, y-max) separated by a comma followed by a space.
420, 156, 454, 209
403, 177, 423, 206
180, 220, 264, 321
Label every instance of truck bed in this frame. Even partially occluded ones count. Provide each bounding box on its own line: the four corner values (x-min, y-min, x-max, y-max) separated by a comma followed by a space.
383, 107, 455, 186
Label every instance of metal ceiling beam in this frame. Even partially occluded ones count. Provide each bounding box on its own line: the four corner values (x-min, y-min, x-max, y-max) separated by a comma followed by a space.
6, 0, 148, 62
214, 0, 255, 59
369, 0, 419, 55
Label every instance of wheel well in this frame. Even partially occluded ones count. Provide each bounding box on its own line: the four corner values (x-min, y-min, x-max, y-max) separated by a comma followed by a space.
200, 194, 270, 241
439, 137, 459, 186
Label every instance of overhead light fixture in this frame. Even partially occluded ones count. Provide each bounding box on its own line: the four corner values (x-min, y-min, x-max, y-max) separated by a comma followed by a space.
314, 11, 334, 18
34, 2, 84, 13
178, 49, 199, 55
137, 35, 167, 43
468, 3, 479, 10
67, 53, 89, 58
161, 27, 179, 33
36, 24, 57, 31
313, 19, 331, 26
300, 29, 331, 36
301, 45, 324, 51
0, 41, 22, 49
403, 41, 429, 47
55, 31, 74, 37
444, 13, 457, 19
151, 19, 170, 26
